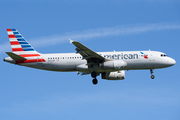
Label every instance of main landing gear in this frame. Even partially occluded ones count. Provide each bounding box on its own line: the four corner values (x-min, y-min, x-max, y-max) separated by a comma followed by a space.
92, 78, 98, 85
150, 69, 155, 79
91, 71, 98, 85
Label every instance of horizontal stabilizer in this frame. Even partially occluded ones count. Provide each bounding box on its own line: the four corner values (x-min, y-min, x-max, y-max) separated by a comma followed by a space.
6, 52, 27, 61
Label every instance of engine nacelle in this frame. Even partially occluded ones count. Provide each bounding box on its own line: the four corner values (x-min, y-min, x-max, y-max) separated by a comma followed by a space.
101, 70, 125, 80
100, 60, 127, 70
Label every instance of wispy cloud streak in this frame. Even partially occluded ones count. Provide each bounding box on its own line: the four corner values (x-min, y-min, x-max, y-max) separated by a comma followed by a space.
1, 22, 180, 54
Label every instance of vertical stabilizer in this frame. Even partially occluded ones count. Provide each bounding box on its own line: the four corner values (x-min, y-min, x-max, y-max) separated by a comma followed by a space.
7, 29, 38, 54
6, 29, 45, 64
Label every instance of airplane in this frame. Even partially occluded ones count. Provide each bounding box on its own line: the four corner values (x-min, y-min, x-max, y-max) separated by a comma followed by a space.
4, 29, 176, 85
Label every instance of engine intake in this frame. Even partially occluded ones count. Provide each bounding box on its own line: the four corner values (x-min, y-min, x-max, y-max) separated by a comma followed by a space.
100, 60, 127, 70
101, 70, 125, 80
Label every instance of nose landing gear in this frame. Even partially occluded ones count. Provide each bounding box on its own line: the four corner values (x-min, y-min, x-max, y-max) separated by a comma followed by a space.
150, 69, 155, 79
151, 75, 155, 79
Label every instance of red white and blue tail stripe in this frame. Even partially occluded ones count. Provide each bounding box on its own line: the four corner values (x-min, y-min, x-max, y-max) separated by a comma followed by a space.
7, 29, 46, 64
7, 28, 37, 53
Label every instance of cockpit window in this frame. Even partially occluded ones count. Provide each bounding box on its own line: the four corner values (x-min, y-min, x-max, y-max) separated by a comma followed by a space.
161, 54, 168, 57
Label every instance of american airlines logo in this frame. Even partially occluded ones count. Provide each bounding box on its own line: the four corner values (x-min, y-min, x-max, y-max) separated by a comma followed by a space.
140, 52, 148, 59
100, 52, 149, 60
100, 53, 139, 60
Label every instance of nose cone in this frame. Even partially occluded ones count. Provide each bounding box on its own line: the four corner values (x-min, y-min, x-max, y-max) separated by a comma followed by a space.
169, 58, 176, 66
161, 57, 176, 68
164, 57, 176, 67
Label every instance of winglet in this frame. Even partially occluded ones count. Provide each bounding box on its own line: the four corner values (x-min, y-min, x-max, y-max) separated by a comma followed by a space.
69, 39, 74, 44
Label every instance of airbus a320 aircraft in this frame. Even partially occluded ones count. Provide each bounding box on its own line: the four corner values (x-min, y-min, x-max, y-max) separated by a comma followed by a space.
4, 29, 176, 85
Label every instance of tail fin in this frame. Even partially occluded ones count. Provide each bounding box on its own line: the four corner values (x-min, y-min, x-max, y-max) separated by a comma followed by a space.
7, 29, 38, 54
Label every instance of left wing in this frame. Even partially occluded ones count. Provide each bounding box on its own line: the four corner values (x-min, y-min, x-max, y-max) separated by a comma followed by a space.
69, 39, 105, 66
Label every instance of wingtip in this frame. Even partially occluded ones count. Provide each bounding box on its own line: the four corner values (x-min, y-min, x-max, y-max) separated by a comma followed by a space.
69, 39, 73, 44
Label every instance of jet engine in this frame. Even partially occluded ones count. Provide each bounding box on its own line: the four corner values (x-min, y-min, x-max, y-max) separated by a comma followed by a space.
100, 60, 127, 70
101, 70, 125, 80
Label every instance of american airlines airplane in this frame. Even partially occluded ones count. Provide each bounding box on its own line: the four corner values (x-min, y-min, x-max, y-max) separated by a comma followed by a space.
4, 29, 176, 85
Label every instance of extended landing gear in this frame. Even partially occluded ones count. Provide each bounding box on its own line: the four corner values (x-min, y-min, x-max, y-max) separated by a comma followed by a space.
150, 69, 155, 79
151, 75, 155, 79
92, 78, 98, 85
91, 71, 97, 78
91, 71, 98, 85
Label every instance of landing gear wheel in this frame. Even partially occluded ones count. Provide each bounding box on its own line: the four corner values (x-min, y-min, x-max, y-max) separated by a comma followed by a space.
92, 78, 98, 85
151, 75, 155, 79
150, 69, 155, 79
91, 71, 97, 78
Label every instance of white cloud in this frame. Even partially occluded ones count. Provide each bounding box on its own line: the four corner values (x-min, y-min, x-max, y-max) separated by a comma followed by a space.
1, 22, 180, 54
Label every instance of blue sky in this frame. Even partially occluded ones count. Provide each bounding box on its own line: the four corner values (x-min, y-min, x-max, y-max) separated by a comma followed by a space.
0, 0, 180, 120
